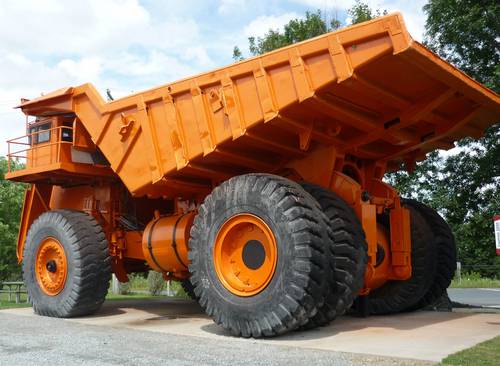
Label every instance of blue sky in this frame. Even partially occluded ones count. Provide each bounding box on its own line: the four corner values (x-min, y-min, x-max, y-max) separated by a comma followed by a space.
0, 0, 427, 155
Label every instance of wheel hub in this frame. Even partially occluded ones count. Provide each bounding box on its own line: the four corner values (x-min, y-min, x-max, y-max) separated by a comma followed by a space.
242, 240, 266, 270
46, 260, 57, 273
214, 214, 277, 297
35, 237, 67, 296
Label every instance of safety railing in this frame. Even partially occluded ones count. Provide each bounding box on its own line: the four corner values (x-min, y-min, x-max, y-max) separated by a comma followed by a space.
0, 281, 28, 304
6, 125, 73, 173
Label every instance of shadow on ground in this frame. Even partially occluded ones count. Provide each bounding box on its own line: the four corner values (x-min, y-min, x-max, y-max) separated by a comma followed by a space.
95, 297, 478, 341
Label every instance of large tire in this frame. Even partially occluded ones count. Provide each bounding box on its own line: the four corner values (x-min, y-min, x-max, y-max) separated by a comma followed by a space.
23, 210, 111, 317
402, 199, 457, 309
368, 204, 436, 314
188, 174, 331, 338
300, 183, 367, 328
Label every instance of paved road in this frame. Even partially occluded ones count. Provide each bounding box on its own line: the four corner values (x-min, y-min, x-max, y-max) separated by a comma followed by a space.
448, 288, 500, 308
0, 312, 426, 366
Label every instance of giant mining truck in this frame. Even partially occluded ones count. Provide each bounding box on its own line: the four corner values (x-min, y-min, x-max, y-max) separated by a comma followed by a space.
5, 13, 499, 337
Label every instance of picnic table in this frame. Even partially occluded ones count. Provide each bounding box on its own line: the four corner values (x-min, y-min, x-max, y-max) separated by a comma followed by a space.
0, 281, 28, 304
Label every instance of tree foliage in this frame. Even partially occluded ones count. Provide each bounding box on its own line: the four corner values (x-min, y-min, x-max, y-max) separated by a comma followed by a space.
387, 125, 500, 276
238, 2, 500, 275
233, 2, 384, 61
245, 10, 341, 57
147, 271, 166, 295
388, 1, 500, 275
348, 0, 387, 24
232, 46, 244, 62
0, 157, 25, 280
423, 0, 499, 92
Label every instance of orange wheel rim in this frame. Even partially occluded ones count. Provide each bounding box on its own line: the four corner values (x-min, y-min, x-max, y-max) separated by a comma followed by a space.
214, 214, 277, 297
35, 237, 67, 296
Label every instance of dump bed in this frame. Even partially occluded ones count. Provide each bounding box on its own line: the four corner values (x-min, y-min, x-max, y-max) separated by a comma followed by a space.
10, 13, 500, 197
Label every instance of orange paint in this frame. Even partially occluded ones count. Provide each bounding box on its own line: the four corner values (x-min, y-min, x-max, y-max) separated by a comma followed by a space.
365, 224, 391, 290
4, 13, 498, 292
214, 214, 277, 296
141, 212, 195, 278
35, 237, 67, 296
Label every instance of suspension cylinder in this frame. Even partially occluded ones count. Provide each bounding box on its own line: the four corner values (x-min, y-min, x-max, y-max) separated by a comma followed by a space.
364, 224, 391, 290
142, 212, 195, 278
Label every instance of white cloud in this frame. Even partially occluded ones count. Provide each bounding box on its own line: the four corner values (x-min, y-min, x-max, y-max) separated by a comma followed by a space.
0, 53, 100, 92
182, 47, 214, 68
0, 52, 107, 153
0, 49, 196, 154
0, 0, 429, 157
218, 0, 247, 15
244, 12, 301, 38
0, 0, 216, 155
56, 58, 103, 84
0, 0, 203, 58
0, 0, 151, 56
289, 0, 337, 7
103, 50, 197, 82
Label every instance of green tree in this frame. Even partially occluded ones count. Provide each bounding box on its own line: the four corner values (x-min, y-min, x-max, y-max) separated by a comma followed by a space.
247, 10, 340, 56
0, 157, 25, 280
348, 0, 387, 24
387, 125, 500, 276
232, 46, 244, 62
237, 3, 385, 59
387, 1, 500, 276
235, 2, 499, 276
423, 0, 499, 91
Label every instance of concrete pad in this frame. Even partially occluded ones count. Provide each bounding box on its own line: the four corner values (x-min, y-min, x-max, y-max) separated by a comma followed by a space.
3, 298, 500, 362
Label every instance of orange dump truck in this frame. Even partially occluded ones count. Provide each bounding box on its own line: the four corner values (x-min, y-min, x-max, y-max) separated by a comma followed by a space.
5, 13, 499, 337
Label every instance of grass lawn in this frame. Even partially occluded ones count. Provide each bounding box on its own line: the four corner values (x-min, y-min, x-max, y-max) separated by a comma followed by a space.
1, 291, 184, 310
450, 276, 500, 289
0, 292, 30, 310
105, 293, 163, 301
441, 336, 500, 366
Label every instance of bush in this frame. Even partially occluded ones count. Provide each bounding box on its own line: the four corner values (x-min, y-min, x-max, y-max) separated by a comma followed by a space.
118, 281, 131, 295
147, 271, 165, 295
171, 281, 189, 298
129, 273, 148, 291
451, 271, 500, 288
461, 271, 483, 282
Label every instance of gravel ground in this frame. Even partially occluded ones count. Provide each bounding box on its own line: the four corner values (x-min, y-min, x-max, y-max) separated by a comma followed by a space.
0, 313, 429, 366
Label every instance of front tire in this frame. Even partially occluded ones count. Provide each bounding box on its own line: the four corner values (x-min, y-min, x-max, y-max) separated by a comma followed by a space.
188, 174, 331, 337
23, 210, 111, 317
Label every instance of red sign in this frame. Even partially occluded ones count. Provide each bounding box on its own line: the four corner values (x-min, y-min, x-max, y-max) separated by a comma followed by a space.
495, 216, 500, 255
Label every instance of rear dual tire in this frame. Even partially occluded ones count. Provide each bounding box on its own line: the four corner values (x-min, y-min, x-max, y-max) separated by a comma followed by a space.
367, 200, 456, 314
299, 183, 367, 328
403, 200, 457, 310
188, 174, 332, 337
368, 203, 437, 314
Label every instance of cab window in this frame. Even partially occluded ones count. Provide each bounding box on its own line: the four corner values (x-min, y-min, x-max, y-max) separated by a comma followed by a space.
29, 122, 51, 145
61, 121, 73, 142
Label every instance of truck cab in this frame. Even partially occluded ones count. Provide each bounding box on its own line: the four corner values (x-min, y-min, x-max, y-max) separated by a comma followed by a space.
6, 111, 112, 185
